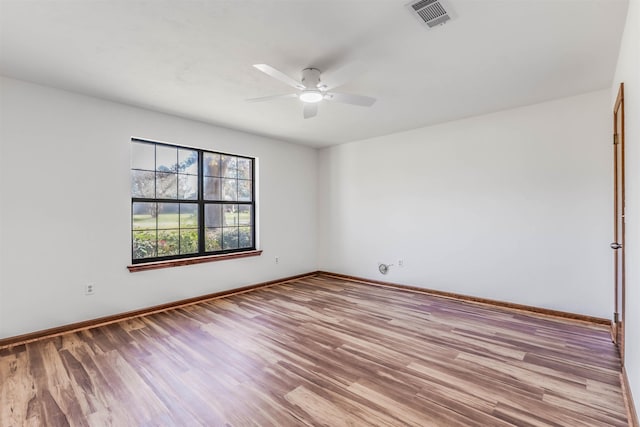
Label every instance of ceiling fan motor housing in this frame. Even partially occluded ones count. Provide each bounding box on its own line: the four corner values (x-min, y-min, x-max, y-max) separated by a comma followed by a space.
301, 68, 321, 88
299, 68, 324, 103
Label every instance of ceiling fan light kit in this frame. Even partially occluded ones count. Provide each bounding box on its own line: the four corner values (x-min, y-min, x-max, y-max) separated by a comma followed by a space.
299, 90, 323, 103
247, 63, 376, 118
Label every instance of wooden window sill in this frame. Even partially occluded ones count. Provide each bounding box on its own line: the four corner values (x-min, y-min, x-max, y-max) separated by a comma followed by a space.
127, 250, 263, 272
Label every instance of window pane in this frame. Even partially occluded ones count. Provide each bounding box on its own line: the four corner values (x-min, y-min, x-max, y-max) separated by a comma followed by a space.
237, 158, 252, 180
204, 177, 221, 200
224, 204, 238, 226
178, 149, 198, 174
157, 203, 179, 229
238, 180, 252, 202
205, 228, 222, 252
178, 174, 198, 200
238, 205, 252, 225
221, 155, 238, 178
180, 229, 199, 254
131, 170, 155, 198
223, 227, 239, 250
205, 204, 223, 228
203, 153, 220, 177
158, 229, 179, 256
180, 203, 198, 228
223, 178, 237, 201
133, 230, 157, 259
156, 145, 178, 172
156, 172, 178, 199
133, 202, 157, 230
131, 142, 155, 171
239, 226, 252, 248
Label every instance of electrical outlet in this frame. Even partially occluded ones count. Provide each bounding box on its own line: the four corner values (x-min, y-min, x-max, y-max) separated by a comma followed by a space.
275, 256, 280, 264
85, 283, 95, 296
398, 259, 404, 267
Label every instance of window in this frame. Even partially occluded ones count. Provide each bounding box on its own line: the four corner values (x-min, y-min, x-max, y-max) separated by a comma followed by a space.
130, 138, 255, 264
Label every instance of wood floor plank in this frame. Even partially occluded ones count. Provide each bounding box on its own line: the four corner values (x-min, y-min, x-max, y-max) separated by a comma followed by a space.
0, 274, 629, 426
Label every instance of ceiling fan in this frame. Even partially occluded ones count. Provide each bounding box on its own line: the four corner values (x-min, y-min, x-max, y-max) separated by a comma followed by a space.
247, 64, 376, 119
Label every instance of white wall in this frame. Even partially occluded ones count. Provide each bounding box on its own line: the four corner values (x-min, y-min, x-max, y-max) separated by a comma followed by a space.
0, 76, 318, 339
318, 90, 612, 318
612, 0, 640, 414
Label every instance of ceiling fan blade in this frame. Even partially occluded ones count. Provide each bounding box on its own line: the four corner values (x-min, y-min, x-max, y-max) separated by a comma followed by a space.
320, 61, 366, 90
246, 93, 298, 103
325, 92, 376, 107
253, 64, 305, 90
303, 103, 318, 119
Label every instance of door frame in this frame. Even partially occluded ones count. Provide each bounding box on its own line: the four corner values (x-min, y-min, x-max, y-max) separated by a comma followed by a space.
612, 82, 625, 365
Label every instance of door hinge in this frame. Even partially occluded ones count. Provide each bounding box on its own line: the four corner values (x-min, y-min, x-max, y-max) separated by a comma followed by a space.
614, 312, 619, 323
613, 133, 619, 145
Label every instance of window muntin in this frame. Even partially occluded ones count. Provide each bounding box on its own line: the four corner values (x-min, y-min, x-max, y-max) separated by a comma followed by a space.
131, 139, 255, 263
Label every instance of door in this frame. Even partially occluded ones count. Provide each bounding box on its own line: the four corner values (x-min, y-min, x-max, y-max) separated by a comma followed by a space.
612, 82, 625, 365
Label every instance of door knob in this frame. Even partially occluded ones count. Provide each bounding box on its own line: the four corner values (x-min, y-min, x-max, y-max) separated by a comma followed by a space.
611, 242, 623, 249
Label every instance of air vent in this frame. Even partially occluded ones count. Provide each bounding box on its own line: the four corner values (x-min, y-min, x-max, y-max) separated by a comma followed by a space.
406, 0, 454, 28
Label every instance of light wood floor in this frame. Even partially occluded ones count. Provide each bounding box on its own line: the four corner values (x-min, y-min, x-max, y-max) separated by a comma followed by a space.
0, 274, 629, 426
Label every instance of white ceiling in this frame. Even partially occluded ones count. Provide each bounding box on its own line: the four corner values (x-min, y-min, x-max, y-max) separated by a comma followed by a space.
0, 0, 629, 148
